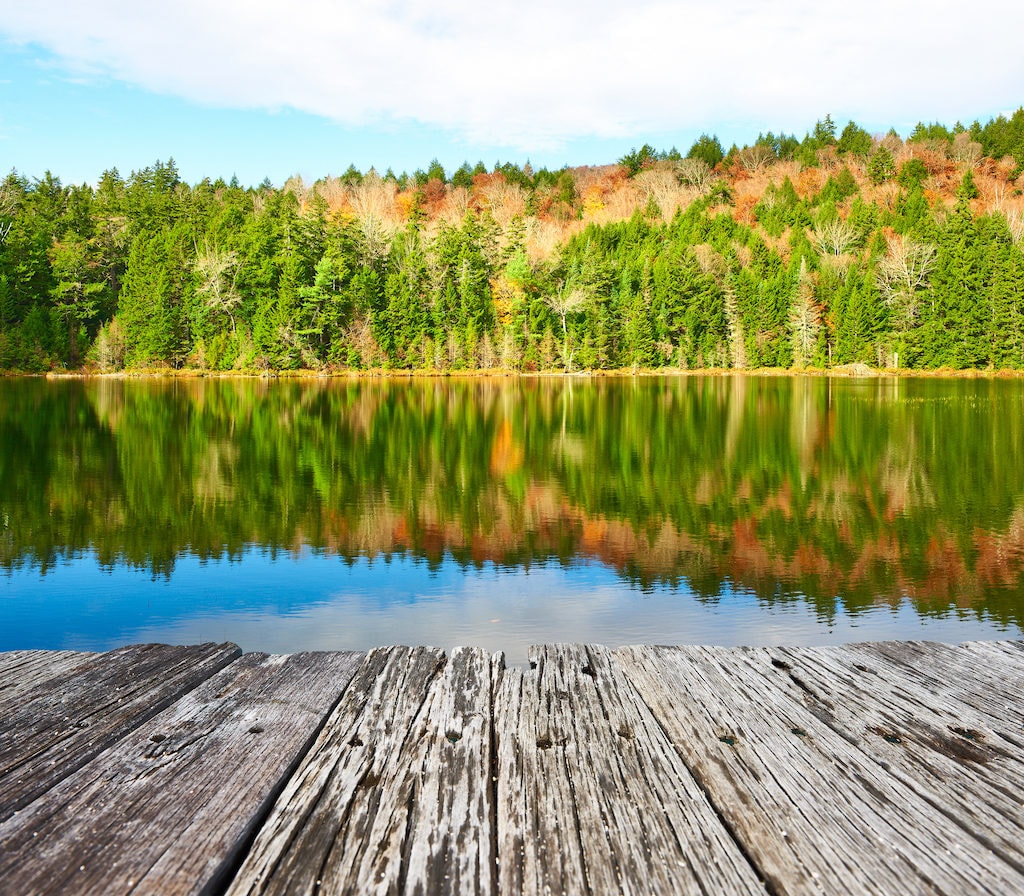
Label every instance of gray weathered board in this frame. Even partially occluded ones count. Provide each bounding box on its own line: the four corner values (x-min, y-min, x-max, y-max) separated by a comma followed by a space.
0, 641, 242, 821
0, 640, 1022, 895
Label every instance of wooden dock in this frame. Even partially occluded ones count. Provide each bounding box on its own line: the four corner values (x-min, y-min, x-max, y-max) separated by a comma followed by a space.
2, 641, 1023, 895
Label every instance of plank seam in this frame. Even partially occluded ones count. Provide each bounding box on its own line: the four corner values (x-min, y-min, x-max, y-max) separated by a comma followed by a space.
210, 652, 367, 896
396, 776, 418, 896
557, 666, 595, 896
614, 649, 781, 896
395, 649, 449, 893
0, 643, 243, 822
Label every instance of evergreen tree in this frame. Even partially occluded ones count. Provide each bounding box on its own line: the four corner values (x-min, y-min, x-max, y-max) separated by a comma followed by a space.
867, 147, 896, 185
897, 159, 929, 191
986, 227, 1024, 367
622, 288, 657, 368
929, 203, 987, 367
837, 121, 873, 157
48, 237, 106, 365
956, 170, 980, 201
119, 229, 188, 366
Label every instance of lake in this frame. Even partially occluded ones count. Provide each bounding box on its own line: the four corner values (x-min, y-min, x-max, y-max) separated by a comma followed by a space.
2, 374, 1022, 663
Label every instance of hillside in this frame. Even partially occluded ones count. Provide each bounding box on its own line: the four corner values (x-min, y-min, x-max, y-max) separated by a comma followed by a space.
1, 111, 1023, 372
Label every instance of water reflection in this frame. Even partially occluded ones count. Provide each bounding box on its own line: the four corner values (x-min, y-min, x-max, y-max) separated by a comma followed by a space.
2, 374, 1023, 656
3, 551, 1015, 664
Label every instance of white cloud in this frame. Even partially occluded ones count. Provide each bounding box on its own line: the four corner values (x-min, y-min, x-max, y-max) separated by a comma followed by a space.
1, 0, 1022, 148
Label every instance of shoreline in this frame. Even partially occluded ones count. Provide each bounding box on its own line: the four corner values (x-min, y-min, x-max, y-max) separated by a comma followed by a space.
7, 363, 1024, 381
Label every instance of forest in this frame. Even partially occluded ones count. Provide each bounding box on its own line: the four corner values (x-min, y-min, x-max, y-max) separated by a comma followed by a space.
1, 110, 1024, 373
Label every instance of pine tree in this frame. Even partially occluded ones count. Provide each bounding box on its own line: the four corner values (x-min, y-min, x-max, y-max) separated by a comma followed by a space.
622, 288, 657, 369
118, 229, 187, 366
929, 203, 986, 367
985, 223, 1024, 367
867, 147, 896, 185
789, 260, 820, 367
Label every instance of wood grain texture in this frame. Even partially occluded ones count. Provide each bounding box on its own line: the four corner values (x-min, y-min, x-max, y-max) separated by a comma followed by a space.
613, 644, 1024, 896
0, 651, 363, 896
401, 646, 497, 896
0, 650, 99, 710
0, 641, 241, 821
1, 641, 1021, 896
849, 640, 1024, 740
493, 643, 768, 896
227, 645, 498, 896
759, 644, 1024, 876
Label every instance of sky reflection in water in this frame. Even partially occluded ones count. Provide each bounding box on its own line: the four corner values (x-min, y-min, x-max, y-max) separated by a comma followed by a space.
3, 549, 1018, 666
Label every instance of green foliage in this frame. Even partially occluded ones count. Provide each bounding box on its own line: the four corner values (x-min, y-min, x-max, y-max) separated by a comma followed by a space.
897, 158, 929, 190
909, 121, 953, 145
867, 146, 896, 184
837, 121, 873, 156
754, 177, 810, 236
119, 228, 190, 367
426, 158, 446, 183
956, 170, 980, 201
619, 144, 659, 177
813, 115, 838, 145
793, 115, 840, 166
490, 161, 533, 190
816, 168, 859, 205
687, 134, 725, 168
975, 107, 1024, 167
48, 237, 107, 365
451, 163, 475, 189
847, 196, 879, 242
554, 170, 579, 210
757, 132, 800, 160
892, 186, 932, 238
2, 109, 1024, 375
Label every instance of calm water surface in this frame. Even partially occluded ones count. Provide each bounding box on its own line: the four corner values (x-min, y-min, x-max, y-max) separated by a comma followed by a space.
2, 375, 1023, 663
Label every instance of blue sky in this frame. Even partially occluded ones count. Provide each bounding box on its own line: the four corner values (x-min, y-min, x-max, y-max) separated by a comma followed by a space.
1, 0, 1022, 187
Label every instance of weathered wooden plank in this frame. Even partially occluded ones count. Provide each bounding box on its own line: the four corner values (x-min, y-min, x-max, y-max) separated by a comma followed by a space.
963, 639, 1024, 663
0, 641, 241, 821
228, 645, 498, 896
774, 642, 1024, 753
492, 650, 583, 896
401, 646, 497, 896
860, 640, 1024, 702
848, 641, 1024, 740
614, 644, 1024, 896
0, 650, 98, 707
493, 643, 768, 896
771, 643, 1024, 762
759, 644, 1024, 876
0, 650, 364, 896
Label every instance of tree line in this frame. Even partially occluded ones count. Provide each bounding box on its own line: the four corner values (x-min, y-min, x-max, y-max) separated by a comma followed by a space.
1, 109, 1023, 373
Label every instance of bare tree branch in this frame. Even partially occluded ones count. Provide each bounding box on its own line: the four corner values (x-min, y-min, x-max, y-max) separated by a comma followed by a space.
876, 235, 936, 330
545, 287, 588, 372
813, 217, 858, 257
951, 131, 982, 166
195, 243, 241, 333
737, 144, 775, 174
675, 158, 717, 193
0, 181, 16, 245
789, 259, 820, 366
